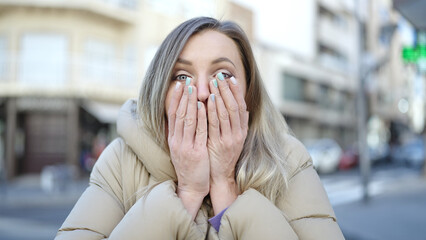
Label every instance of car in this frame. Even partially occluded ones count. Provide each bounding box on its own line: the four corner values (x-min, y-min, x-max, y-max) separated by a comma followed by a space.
339, 148, 359, 170
305, 138, 343, 174
391, 137, 425, 168
369, 143, 390, 164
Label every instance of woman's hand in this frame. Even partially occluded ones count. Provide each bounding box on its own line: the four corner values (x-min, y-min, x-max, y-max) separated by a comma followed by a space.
167, 81, 210, 220
207, 73, 249, 215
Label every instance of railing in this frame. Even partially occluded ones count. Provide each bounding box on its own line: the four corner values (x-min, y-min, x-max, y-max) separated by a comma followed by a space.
0, 0, 138, 9
0, 0, 139, 23
318, 16, 353, 56
0, 51, 141, 99
318, 53, 349, 73
278, 100, 356, 127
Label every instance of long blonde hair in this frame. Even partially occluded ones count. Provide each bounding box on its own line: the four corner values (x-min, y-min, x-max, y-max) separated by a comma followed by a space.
138, 17, 291, 204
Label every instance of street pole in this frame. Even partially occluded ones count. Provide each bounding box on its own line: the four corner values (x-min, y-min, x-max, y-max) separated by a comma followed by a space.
355, 0, 370, 203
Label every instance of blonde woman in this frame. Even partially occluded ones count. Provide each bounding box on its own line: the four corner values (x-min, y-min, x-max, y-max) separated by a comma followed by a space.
56, 17, 344, 239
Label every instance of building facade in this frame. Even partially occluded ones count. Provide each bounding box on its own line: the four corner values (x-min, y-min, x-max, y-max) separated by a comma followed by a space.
0, 0, 252, 178
257, 0, 359, 149
365, 0, 417, 147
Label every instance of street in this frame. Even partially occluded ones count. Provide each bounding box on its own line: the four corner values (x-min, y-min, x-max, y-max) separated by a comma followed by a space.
0, 205, 73, 240
0, 164, 425, 240
0, 176, 88, 240
321, 164, 426, 240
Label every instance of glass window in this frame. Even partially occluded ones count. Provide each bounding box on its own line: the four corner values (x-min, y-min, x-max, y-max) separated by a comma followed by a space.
0, 36, 7, 80
147, 0, 179, 15
147, 0, 213, 17
283, 73, 305, 102
19, 34, 68, 87
102, 0, 138, 9
182, 0, 214, 19
318, 44, 348, 72
318, 84, 330, 108
84, 39, 116, 84
122, 45, 138, 87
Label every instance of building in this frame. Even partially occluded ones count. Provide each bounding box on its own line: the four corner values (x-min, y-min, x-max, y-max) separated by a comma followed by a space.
364, 0, 419, 149
0, 0, 253, 178
255, 0, 359, 149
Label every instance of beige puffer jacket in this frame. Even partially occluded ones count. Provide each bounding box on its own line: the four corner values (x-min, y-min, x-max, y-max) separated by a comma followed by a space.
56, 99, 344, 240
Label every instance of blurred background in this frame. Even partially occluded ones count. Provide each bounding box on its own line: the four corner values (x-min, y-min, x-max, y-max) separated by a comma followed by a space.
0, 0, 425, 239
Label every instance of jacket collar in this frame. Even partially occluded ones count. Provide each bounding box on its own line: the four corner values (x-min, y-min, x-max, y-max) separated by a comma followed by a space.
117, 99, 177, 182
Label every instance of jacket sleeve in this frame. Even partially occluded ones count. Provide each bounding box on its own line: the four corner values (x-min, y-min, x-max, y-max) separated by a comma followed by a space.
55, 139, 203, 240
217, 188, 299, 240
278, 135, 345, 240
212, 135, 344, 240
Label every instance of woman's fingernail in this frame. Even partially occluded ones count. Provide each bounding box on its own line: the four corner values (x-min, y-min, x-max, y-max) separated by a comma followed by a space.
230, 76, 237, 85
186, 77, 191, 86
197, 101, 202, 109
188, 86, 193, 95
217, 72, 224, 81
210, 94, 215, 101
213, 79, 218, 88
175, 81, 181, 90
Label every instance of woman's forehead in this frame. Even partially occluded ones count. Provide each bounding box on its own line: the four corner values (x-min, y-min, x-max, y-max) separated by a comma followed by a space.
178, 30, 243, 69
178, 30, 241, 63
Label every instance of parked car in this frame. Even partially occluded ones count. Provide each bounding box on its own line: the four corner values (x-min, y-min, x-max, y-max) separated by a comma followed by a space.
305, 139, 343, 174
369, 143, 390, 164
390, 137, 425, 168
339, 148, 359, 170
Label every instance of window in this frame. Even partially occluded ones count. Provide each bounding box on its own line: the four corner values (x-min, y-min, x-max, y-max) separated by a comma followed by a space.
122, 45, 138, 87
147, 0, 213, 18
84, 39, 116, 84
318, 5, 348, 29
147, 0, 179, 15
0, 36, 7, 80
318, 44, 348, 71
19, 34, 68, 87
318, 84, 330, 108
102, 0, 138, 9
283, 73, 305, 102
182, 0, 214, 19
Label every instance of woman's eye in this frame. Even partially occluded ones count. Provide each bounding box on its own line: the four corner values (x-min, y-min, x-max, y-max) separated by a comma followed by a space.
217, 72, 233, 79
175, 74, 189, 81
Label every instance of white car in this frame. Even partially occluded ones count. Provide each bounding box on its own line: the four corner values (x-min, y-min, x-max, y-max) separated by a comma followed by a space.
305, 139, 343, 174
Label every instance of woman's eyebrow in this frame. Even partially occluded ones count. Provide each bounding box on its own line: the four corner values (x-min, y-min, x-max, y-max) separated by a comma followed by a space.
212, 57, 236, 68
176, 58, 192, 65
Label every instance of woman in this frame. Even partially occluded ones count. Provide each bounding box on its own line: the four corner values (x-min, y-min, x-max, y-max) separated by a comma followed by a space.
56, 17, 344, 239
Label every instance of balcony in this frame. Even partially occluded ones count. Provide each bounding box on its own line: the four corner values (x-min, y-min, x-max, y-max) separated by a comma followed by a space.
0, 0, 138, 24
0, 51, 140, 102
317, 16, 353, 55
278, 100, 356, 128
318, 0, 355, 13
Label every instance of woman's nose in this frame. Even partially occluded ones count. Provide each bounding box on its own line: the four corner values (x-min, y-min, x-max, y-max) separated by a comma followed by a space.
196, 78, 210, 102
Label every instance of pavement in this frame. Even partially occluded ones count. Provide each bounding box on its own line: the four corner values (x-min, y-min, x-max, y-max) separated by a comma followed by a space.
0, 174, 89, 240
0, 164, 425, 240
321, 164, 426, 240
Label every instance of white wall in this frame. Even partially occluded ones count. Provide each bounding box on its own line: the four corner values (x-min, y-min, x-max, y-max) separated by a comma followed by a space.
233, 0, 316, 60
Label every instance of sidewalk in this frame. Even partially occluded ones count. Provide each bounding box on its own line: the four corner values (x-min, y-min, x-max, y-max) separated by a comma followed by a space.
0, 174, 89, 207
0, 175, 89, 240
333, 174, 426, 240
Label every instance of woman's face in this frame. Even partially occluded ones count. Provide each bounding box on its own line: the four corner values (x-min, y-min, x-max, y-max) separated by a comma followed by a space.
165, 30, 247, 117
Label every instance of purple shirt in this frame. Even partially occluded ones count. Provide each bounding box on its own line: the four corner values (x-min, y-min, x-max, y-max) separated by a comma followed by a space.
208, 208, 228, 232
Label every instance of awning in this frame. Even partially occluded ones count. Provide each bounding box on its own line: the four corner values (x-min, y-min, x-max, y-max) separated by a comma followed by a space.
82, 101, 122, 124
394, 0, 426, 30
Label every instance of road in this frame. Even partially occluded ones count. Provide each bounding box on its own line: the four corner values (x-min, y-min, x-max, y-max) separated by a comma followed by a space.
321, 163, 426, 240
0, 204, 73, 240
0, 176, 87, 240
0, 163, 425, 239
